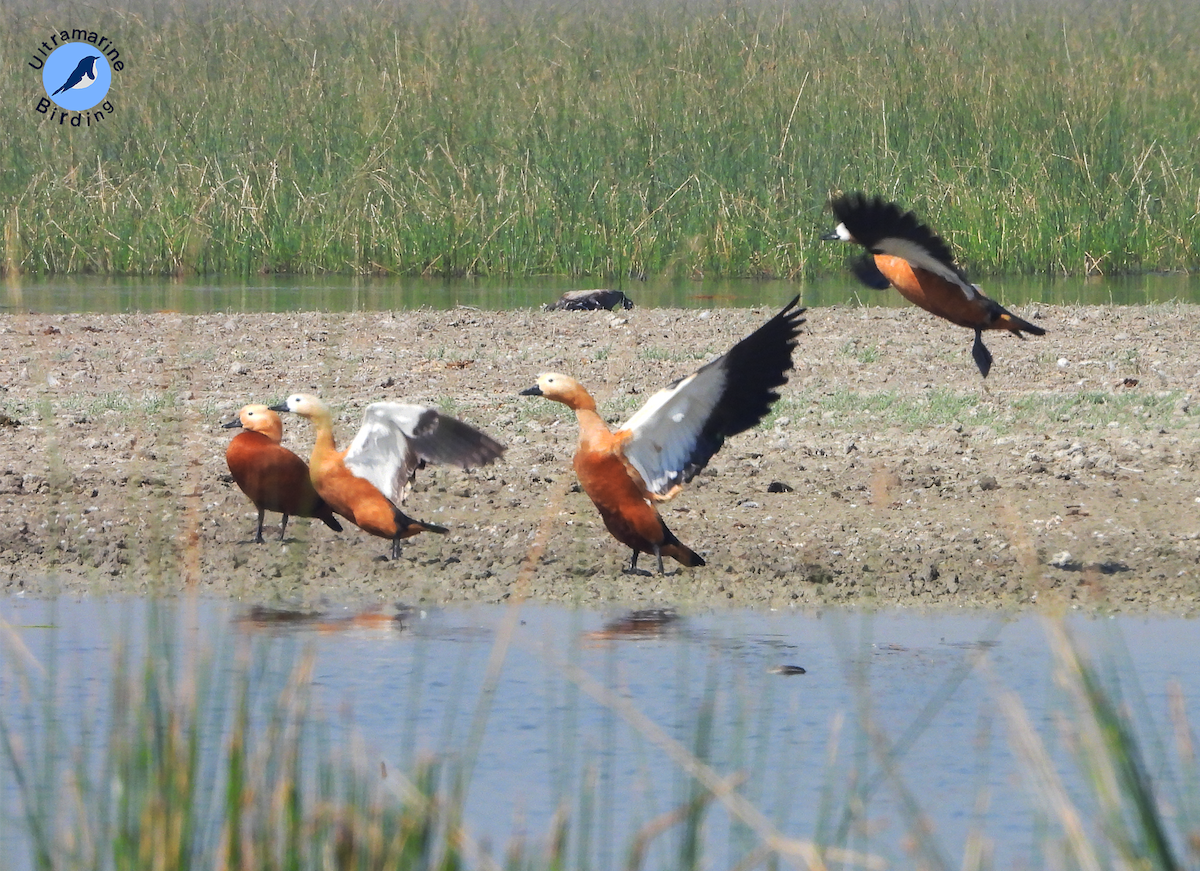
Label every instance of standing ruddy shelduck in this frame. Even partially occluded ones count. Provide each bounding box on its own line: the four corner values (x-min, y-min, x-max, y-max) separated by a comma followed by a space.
821, 193, 1045, 377
520, 297, 805, 574
270, 394, 506, 560
223, 404, 343, 542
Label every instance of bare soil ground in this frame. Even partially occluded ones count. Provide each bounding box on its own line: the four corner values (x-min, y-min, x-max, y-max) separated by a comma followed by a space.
1, 302, 1197, 612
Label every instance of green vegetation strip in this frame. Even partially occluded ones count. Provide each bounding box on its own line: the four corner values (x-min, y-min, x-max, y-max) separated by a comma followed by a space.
2, 0, 1198, 277
786, 387, 1184, 434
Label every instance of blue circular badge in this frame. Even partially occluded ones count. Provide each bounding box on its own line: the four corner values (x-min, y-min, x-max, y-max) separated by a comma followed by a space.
42, 43, 111, 110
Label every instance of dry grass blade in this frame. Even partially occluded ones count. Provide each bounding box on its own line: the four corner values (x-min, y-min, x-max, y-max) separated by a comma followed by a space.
544, 650, 885, 871
997, 620, 1186, 871
1045, 622, 1182, 871
0, 613, 46, 682
996, 672, 1104, 871
624, 772, 744, 871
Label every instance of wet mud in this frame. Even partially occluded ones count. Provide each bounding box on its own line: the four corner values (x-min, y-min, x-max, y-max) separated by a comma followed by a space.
1, 303, 1197, 612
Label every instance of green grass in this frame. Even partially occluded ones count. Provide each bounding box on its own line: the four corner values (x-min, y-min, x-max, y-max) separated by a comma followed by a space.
2, 0, 1198, 278
785, 386, 1187, 434
1001, 622, 1190, 871
0, 389, 182, 422
2, 602, 838, 871
841, 341, 880, 365
637, 345, 717, 364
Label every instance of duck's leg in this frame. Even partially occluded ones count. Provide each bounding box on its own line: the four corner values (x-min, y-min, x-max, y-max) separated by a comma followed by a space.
278, 514, 290, 541
392, 538, 401, 561
972, 329, 993, 378
654, 545, 665, 575
254, 509, 266, 544
627, 549, 640, 574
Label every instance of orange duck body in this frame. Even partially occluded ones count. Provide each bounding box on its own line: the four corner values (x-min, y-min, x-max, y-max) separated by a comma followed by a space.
522, 297, 805, 574
823, 193, 1045, 376
568, 391, 703, 570
223, 404, 342, 542
272, 393, 505, 560
306, 447, 433, 545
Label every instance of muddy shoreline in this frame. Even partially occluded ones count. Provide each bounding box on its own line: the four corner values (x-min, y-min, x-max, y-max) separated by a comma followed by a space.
1, 303, 1197, 612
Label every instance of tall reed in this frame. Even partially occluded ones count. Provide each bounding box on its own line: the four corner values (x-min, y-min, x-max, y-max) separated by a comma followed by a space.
2, 0, 1197, 278
1000, 621, 1194, 871
0, 606, 476, 871
4, 603, 1199, 870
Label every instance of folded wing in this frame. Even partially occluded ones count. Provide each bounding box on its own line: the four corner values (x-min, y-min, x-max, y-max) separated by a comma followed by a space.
620, 297, 805, 500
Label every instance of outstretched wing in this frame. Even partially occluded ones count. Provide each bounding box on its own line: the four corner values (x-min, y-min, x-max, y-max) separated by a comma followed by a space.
619, 297, 805, 500
344, 403, 505, 504
402, 407, 507, 470
830, 193, 978, 297
342, 404, 425, 504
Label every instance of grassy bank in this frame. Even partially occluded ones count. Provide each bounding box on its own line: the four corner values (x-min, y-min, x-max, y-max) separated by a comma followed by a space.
2, 0, 1198, 278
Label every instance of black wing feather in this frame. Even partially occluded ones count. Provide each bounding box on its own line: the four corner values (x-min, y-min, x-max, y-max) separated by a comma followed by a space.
683, 296, 806, 479
410, 412, 506, 469
849, 254, 894, 290
830, 193, 970, 284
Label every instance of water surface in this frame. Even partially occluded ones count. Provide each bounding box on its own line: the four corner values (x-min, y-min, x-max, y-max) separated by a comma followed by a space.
2, 598, 1196, 869
4, 272, 1198, 314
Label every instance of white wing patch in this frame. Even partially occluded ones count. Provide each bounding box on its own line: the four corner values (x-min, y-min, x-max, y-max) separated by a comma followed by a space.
343, 402, 506, 505
343, 403, 428, 504
873, 236, 979, 299
620, 364, 728, 499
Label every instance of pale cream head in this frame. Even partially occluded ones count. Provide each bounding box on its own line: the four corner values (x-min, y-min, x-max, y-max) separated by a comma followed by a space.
237, 404, 283, 442
275, 393, 331, 420
521, 373, 595, 411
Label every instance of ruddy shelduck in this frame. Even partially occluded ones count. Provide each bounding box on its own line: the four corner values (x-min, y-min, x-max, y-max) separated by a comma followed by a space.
822, 193, 1045, 376
223, 404, 343, 542
521, 297, 805, 574
270, 393, 506, 559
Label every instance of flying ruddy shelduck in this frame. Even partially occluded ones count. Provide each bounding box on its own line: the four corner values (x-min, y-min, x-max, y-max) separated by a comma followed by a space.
521, 297, 805, 574
822, 192, 1045, 377
271, 394, 505, 560
223, 403, 343, 543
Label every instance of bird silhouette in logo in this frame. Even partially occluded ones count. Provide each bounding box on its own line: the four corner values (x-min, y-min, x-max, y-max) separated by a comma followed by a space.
51, 55, 101, 96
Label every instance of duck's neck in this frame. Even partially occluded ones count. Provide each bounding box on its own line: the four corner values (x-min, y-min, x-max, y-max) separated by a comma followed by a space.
306, 409, 339, 466
260, 419, 283, 443
569, 391, 612, 450
574, 405, 607, 431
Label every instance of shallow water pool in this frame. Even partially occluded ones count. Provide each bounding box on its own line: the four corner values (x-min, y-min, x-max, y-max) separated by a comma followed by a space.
4, 272, 1199, 314
2, 598, 1197, 869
